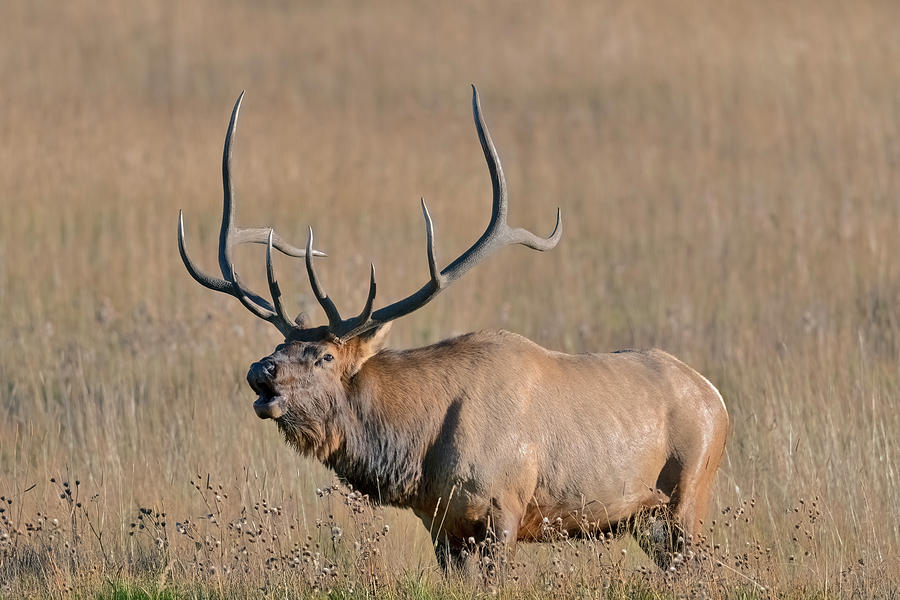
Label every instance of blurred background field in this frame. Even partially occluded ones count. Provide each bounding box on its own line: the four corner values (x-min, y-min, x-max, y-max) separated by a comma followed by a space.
0, 0, 898, 597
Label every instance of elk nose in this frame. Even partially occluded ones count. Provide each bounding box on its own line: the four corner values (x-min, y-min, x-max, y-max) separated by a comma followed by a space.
247, 359, 277, 393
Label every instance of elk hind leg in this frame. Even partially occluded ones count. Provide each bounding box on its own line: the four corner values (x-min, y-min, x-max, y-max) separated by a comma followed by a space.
663, 443, 725, 568
632, 506, 681, 571
631, 456, 684, 569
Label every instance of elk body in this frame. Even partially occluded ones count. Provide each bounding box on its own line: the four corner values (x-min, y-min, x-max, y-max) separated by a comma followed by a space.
178, 88, 729, 572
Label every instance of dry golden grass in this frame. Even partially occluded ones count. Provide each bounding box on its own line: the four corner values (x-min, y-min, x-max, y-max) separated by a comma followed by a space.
0, 0, 898, 597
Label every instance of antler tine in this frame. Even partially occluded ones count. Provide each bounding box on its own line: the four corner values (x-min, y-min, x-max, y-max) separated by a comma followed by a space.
305, 227, 344, 330
178, 210, 233, 295
303, 227, 377, 337
326, 86, 561, 341
265, 229, 297, 334
440, 85, 562, 280
421, 199, 443, 285
330, 263, 378, 340
300, 227, 377, 339
218, 91, 243, 283
356, 264, 378, 324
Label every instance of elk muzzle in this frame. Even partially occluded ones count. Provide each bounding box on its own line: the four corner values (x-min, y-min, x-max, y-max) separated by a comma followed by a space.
247, 359, 284, 419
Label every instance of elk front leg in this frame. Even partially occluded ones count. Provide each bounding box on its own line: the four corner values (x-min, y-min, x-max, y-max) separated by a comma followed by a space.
433, 537, 476, 576
474, 505, 522, 581
430, 512, 521, 579
489, 509, 521, 559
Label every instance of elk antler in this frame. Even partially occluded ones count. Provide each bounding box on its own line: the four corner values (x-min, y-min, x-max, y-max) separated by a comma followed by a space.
178, 92, 326, 337
305, 85, 562, 340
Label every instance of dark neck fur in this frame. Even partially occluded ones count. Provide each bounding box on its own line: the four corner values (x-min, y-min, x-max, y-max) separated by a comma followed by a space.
318, 333, 501, 506
322, 348, 447, 506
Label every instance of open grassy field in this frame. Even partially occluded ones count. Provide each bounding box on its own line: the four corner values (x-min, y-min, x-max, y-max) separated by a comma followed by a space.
1, 0, 898, 597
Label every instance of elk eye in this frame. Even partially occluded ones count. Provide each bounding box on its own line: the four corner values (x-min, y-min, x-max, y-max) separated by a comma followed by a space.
323, 353, 334, 362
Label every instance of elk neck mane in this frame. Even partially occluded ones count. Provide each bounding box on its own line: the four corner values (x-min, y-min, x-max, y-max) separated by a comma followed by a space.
322, 331, 508, 506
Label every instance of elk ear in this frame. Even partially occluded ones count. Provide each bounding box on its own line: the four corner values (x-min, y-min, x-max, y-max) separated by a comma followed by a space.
357, 323, 392, 355
346, 323, 392, 375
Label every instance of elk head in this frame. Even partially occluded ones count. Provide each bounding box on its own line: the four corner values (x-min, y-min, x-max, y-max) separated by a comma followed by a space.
244, 324, 392, 457
178, 86, 562, 457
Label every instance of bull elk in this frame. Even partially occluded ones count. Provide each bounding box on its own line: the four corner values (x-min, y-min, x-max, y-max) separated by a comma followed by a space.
177, 87, 729, 572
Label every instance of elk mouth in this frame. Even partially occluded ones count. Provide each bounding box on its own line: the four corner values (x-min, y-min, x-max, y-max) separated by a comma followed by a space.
248, 378, 284, 420
253, 395, 283, 420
